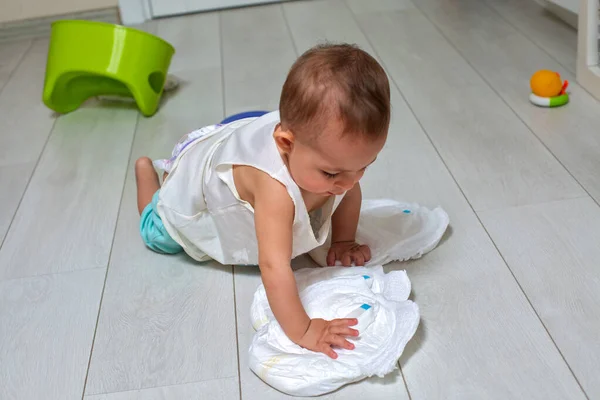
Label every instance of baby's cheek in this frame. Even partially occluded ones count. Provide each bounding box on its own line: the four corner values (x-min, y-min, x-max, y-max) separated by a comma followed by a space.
316, 176, 333, 190
301, 171, 318, 185
304, 177, 323, 191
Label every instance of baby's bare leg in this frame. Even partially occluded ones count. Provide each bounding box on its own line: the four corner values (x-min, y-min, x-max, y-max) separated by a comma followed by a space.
135, 157, 160, 215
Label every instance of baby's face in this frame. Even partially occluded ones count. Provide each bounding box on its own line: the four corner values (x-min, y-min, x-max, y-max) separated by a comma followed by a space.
284, 121, 386, 197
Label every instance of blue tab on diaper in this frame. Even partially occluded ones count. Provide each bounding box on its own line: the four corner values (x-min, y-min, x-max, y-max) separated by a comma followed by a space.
403, 209, 411, 214
360, 304, 372, 310
362, 275, 370, 280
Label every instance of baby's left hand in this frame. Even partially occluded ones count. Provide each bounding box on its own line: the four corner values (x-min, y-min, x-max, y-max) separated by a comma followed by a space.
327, 241, 371, 267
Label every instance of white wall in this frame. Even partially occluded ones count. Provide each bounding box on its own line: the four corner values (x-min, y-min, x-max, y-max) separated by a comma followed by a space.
0, 0, 118, 23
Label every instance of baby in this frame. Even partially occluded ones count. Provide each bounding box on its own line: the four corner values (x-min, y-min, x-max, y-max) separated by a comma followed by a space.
135, 43, 391, 359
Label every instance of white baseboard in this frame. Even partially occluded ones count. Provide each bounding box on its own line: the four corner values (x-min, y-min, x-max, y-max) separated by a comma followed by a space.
532, 0, 578, 28
0, 8, 120, 42
546, 1, 579, 27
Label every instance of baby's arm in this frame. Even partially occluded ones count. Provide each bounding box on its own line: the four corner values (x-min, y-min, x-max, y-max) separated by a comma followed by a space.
245, 169, 358, 357
253, 176, 310, 342
327, 183, 372, 266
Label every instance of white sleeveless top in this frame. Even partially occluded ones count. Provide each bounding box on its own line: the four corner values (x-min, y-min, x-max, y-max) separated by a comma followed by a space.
156, 111, 346, 265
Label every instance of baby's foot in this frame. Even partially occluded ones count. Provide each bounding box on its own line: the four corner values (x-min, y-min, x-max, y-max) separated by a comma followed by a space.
135, 157, 159, 183
135, 156, 154, 170
135, 157, 161, 214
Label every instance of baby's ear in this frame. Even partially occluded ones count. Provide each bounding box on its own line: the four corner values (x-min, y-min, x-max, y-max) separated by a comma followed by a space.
273, 125, 295, 154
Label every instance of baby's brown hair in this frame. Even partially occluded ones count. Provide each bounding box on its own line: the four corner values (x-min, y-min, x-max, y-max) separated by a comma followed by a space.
279, 43, 391, 142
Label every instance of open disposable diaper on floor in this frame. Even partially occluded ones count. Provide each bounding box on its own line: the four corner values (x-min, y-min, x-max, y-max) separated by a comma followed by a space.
310, 199, 449, 268
249, 200, 449, 397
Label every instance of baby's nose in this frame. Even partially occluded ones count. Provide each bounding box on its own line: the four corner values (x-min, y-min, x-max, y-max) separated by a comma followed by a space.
336, 176, 356, 191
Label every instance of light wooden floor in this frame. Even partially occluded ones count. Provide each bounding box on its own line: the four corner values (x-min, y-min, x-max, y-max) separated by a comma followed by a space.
1, 0, 599, 398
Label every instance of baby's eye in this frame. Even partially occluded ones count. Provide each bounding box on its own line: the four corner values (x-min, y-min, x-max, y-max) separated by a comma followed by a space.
322, 170, 338, 179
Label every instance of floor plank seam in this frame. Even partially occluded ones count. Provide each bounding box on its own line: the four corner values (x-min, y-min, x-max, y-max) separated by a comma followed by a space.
219, 14, 239, 396
353, 4, 590, 397
411, 1, 600, 214
482, 0, 575, 75
399, 360, 413, 400
218, 12, 227, 117
0, 265, 107, 284
0, 39, 50, 256
85, 375, 240, 398
280, 3, 300, 57
231, 266, 244, 400
471, 212, 591, 400
80, 112, 141, 400
473, 193, 600, 213
342, 2, 418, 397
0, 118, 58, 255
472, 195, 593, 214
0, 39, 34, 96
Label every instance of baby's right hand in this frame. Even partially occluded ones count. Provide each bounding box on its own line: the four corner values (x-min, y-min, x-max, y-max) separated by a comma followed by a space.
297, 318, 359, 359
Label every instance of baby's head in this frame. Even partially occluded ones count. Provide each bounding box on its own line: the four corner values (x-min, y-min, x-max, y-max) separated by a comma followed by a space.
274, 43, 391, 196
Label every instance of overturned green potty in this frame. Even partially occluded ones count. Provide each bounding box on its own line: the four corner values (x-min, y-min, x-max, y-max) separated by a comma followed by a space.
43, 20, 175, 117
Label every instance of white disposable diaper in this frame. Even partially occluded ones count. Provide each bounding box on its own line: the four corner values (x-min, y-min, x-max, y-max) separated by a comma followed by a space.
249, 200, 449, 396
310, 199, 449, 267
249, 266, 419, 397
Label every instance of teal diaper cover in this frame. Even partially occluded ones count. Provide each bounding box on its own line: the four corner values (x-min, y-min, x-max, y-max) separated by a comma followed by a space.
140, 191, 183, 254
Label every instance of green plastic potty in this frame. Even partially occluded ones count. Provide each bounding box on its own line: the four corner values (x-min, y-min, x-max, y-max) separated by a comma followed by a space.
43, 20, 175, 117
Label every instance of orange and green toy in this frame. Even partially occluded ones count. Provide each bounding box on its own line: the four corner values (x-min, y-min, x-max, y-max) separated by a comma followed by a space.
43, 20, 175, 117
529, 70, 569, 107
